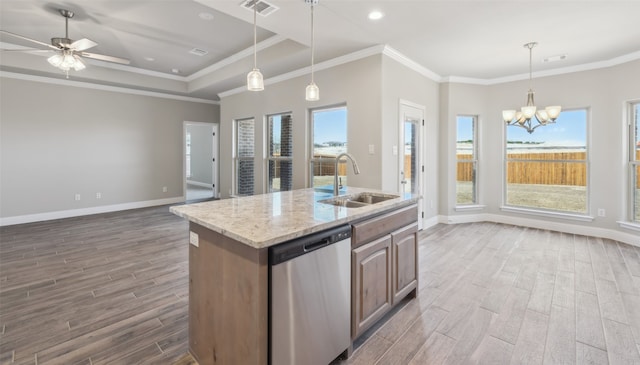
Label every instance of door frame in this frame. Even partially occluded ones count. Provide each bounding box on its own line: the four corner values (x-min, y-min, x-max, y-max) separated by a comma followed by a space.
183, 121, 219, 200
398, 100, 425, 229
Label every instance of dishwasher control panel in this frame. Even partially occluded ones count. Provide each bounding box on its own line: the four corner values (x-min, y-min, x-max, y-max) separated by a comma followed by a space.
269, 225, 351, 266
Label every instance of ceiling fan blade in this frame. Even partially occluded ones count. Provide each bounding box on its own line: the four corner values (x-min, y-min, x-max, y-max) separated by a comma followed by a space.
71, 38, 97, 51
80, 52, 130, 65
1, 48, 52, 53
0, 30, 59, 50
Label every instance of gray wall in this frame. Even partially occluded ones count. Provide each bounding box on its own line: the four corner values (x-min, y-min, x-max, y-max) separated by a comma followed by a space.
186, 123, 214, 185
439, 59, 640, 236
219, 55, 383, 198
0, 77, 218, 219
381, 55, 440, 220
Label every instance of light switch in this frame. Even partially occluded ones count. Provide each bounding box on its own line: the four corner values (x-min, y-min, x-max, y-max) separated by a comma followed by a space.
189, 231, 199, 247
368, 144, 375, 154
392, 145, 398, 155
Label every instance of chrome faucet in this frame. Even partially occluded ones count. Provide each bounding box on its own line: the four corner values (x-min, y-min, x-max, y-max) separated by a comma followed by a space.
334, 152, 361, 196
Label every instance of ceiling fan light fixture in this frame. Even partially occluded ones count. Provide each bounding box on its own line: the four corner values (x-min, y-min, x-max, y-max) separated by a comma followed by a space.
47, 53, 64, 67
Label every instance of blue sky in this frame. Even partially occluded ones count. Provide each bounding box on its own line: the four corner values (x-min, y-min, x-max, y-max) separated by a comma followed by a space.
457, 109, 588, 146
313, 108, 347, 144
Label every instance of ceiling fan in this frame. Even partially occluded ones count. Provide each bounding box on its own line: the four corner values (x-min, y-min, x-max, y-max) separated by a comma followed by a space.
1, 8, 130, 77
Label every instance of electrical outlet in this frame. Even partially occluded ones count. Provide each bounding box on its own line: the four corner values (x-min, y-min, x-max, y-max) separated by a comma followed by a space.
189, 231, 199, 247
162, 186, 168, 193
96, 192, 102, 199
597, 208, 605, 217
74, 194, 81, 201
368, 144, 375, 154
392, 145, 398, 155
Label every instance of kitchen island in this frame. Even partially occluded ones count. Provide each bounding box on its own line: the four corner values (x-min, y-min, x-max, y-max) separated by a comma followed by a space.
170, 187, 419, 365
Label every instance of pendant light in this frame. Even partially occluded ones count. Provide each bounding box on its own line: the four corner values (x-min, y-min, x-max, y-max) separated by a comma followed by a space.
247, 0, 264, 91
305, 0, 319, 101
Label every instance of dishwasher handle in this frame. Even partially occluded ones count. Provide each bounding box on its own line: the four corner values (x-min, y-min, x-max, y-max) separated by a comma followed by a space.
303, 238, 330, 252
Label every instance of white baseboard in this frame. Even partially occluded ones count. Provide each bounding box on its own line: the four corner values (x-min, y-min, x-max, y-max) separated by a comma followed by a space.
186, 180, 213, 188
0, 197, 185, 227
422, 216, 440, 230
437, 213, 640, 247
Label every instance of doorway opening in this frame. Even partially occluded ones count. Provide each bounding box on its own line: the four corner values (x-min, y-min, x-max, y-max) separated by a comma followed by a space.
184, 122, 218, 202
399, 100, 425, 229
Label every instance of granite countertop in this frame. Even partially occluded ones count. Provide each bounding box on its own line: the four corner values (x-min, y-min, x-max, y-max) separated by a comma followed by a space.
170, 187, 419, 249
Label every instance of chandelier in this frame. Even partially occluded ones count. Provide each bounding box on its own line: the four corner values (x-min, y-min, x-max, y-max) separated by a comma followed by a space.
503, 42, 561, 134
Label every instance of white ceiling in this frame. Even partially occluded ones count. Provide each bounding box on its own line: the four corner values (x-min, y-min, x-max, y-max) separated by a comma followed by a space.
1, 0, 639, 101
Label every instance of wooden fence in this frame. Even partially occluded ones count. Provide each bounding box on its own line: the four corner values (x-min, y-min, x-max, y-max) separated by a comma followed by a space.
458, 150, 640, 188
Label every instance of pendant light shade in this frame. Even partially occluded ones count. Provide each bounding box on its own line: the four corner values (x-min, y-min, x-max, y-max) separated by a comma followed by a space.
305, 0, 319, 101
247, 0, 264, 91
306, 82, 319, 101
247, 68, 264, 91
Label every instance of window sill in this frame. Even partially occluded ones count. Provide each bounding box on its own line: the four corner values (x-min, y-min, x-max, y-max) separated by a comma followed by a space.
500, 206, 594, 222
455, 205, 486, 212
617, 221, 640, 232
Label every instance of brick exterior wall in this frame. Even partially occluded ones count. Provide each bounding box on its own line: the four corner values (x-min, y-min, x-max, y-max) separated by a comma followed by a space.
237, 119, 254, 195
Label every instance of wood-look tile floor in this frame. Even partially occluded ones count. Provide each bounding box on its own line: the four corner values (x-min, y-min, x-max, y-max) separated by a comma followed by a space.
1, 207, 640, 364
0, 206, 189, 365
340, 223, 640, 365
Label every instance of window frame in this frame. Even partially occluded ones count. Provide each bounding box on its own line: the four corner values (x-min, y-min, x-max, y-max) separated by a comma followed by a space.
265, 112, 294, 193
503, 107, 590, 216
233, 117, 255, 196
456, 115, 479, 206
629, 101, 640, 223
308, 104, 348, 189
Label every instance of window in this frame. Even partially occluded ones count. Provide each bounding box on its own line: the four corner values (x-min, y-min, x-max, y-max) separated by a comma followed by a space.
630, 102, 640, 223
234, 118, 255, 196
310, 106, 347, 190
505, 109, 588, 214
456, 115, 478, 205
266, 113, 293, 192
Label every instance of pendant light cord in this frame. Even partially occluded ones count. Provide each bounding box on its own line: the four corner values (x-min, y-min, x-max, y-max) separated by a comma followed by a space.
310, 4, 315, 82
253, 2, 257, 69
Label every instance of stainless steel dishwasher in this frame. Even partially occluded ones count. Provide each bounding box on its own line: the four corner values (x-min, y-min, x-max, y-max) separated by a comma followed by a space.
269, 224, 351, 365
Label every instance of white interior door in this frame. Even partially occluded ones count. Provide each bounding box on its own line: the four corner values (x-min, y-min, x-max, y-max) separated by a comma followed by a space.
399, 101, 424, 229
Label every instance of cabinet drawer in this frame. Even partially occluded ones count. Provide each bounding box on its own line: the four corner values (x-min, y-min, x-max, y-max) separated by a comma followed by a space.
351, 204, 417, 248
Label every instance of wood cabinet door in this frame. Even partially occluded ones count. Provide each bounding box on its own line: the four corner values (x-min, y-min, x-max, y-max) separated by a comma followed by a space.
391, 223, 418, 305
352, 235, 392, 339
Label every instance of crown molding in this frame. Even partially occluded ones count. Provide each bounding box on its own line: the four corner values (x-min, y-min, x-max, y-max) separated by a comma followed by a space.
443, 50, 640, 85
381, 46, 442, 82
0, 71, 219, 105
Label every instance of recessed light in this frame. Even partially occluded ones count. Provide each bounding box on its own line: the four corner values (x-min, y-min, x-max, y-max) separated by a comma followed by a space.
171, 68, 180, 74
144, 57, 155, 62
199, 12, 214, 20
368, 10, 384, 20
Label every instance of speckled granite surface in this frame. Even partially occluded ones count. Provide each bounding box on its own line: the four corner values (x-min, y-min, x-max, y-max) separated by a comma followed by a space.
170, 187, 418, 249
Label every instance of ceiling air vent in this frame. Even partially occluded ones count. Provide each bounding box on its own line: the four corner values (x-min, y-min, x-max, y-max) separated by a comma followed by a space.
189, 48, 209, 56
241, 0, 279, 17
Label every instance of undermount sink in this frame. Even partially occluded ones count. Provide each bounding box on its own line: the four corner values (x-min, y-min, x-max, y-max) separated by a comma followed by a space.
318, 192, 400, 208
